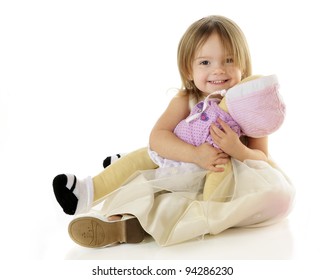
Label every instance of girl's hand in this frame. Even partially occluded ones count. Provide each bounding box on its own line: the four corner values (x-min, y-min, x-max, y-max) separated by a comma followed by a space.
194, 143, 229, 172
210, 118, 244, 158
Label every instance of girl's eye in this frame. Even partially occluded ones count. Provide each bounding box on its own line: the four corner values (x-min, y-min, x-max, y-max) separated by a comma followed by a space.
225, 57, 234, 64
200, 60, 210, 65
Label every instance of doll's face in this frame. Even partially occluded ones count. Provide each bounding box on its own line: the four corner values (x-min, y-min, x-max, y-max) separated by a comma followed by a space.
191, 33, 242, 96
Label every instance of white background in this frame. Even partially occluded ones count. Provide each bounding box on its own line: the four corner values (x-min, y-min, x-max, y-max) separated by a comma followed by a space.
1, 0, 325, 278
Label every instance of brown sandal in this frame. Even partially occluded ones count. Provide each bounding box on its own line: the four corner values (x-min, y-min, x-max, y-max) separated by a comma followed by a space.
68, 214, 145, 248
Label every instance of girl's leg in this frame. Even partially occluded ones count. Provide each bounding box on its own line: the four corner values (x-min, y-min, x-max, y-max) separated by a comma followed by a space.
53, 147, 158, 215
93, 147, 158, 201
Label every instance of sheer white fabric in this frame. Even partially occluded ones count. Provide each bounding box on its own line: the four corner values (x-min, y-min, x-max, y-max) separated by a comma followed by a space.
96, 158, 294, 246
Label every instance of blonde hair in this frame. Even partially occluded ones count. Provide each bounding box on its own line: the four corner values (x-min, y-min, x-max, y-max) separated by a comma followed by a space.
177, 15, 252, 102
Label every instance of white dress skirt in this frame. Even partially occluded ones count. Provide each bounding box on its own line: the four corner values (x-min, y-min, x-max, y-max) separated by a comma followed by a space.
97, 158, 294, 246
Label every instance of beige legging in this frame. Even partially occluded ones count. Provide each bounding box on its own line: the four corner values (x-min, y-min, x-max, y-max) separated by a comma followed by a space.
92, 147, 158, 202
92, 146, 233, 203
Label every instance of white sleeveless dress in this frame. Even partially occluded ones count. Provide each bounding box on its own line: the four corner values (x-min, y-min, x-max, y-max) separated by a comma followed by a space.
97, 158, 294, 246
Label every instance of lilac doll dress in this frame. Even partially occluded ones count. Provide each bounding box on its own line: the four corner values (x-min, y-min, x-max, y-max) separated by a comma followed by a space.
148, 92, 242, 169
174, 94, 242, 148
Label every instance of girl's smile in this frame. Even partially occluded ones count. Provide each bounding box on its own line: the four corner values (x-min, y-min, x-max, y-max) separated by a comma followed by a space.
208, 79, 229, 85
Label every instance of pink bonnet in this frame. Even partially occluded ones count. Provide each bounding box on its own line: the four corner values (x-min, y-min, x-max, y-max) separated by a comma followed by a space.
226, 75, 285, 138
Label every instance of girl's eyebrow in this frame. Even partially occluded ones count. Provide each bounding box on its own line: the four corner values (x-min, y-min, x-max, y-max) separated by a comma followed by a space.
194, 56, 212, 61
195, 54, 233, 61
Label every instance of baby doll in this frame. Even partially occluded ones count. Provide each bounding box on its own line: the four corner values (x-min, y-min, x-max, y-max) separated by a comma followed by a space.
109, 75, 285, 200
149, 74, 285, 200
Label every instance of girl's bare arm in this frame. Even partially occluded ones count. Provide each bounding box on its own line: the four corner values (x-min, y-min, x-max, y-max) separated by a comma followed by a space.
149, 95, 196, 163
150, 95, 228, 171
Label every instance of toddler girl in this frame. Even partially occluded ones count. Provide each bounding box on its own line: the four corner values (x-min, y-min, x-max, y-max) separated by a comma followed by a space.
53, 15, 294, 248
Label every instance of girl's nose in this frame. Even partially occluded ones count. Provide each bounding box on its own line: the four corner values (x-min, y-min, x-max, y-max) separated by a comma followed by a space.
212, 63, 226, 74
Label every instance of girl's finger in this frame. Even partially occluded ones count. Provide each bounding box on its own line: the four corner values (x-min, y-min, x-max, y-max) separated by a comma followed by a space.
210, 123, 224, 137
208, 165, 225, 172
215, 158, 229, 165
217, 118, 231, 133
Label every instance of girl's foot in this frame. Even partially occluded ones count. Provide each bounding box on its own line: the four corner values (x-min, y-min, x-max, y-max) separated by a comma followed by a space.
52, 174, 93, 215
68, 214, 146, 248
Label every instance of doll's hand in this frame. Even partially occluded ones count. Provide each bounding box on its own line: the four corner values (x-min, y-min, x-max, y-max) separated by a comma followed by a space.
194, 143, 229, 172
210, 118, 244, 158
